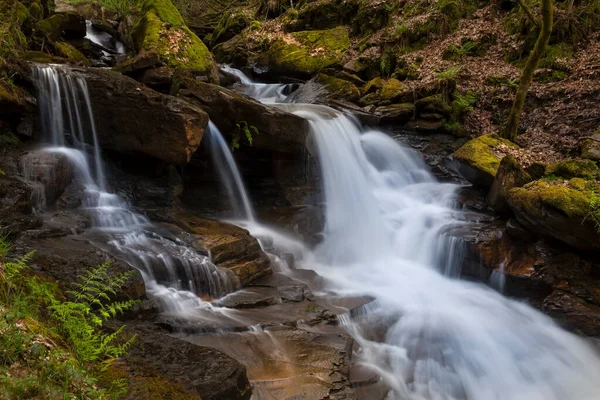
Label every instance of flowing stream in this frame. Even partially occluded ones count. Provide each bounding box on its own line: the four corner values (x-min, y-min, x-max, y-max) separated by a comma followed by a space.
215, 68, 600, 399
29, 64, 236, 313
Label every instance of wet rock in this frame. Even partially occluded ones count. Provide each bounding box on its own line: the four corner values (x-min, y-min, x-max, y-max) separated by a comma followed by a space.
313, 73, 360, 102
451, 134, 520, 188
254, 27, 350, 79
19, 150, 74, 206
543, 290, 600, 336
37, 12, 86, 41
81, 68, 208, 165
173, 212, 272, 286
278, 284, 304, 302
486, 155, 532, 215
119, 322, 252, 400
581, 132, 600, 161
375, 103, 415, 124
131, 0, 219, 82
507, 178, 600, 251
176, 78, 308, 153
0, 173, 40, 233
114, 50, 162, 75
137, 66, 174, 90
216, 287, 279, 308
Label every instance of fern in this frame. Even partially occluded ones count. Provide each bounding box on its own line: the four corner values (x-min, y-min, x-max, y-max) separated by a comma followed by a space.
232, 122, 259, 150
50, 263, 139, 364
436, 66, 462, 80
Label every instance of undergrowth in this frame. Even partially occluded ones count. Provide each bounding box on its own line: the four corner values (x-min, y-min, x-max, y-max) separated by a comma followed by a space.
0, 236, 139, 399
232, 121, 259, 150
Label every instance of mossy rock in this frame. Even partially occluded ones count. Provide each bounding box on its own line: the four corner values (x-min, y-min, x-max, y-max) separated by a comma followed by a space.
352, 1, 391, 35
486, 155, 532, 215
37, 13, 64, 40
545, 159, 600, 180
359, 92, 380, 106
533, 69, 568, 83
260, 27, 350, 78
363, 77, 384, 95
581, 133, 600, 161
22, 50, 63, 63
28, 1, 43, 20
415, 94, 451, 116
0, 0, 28, 58
132, 0, 219, 83
314, 73, 360, 102
452, 133, 519, 187
54, 41, 91, 66
287, 0, 358, 31
380, 78, 406, 102
375, 103, 415, 124
211, 11, 247, 47
507, 179, 600, 250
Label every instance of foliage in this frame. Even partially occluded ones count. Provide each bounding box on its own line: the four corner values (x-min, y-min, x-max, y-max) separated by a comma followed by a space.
232, 121, 258, 150
590, 192, 600, 233
436, 66, 462, 80
50, 263, 139, 364
0, 236, 138, 399
380, 50, 397, 78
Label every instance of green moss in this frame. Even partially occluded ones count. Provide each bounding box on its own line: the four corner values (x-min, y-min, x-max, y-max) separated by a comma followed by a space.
28, 1, 43, 20
452, 134, 519, 178
15, 1, 29, 25
509, 179, 597, 220
569, 177, 586, 191
0, 0, 27, 58
37, 14, 65, 40
533, 69, 568, 83
132, 0, 218, 82
211, 11, 247, 46
415, 94, 452, 115
314, 73, 360, 102
363, 77, 384, 94
353, 1, 391, 35
265, 27, 350, 77
380, 78, 405, 102
22, 50, 62, 63
55, 41, 90, 66
545, 159, 600, 180
0, 130, 20, 147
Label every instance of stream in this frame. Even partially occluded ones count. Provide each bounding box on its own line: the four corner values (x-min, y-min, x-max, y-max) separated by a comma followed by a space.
25, 64, 600, 400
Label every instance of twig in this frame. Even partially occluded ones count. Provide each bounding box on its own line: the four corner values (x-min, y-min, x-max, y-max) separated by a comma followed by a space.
517, 0, 540, 28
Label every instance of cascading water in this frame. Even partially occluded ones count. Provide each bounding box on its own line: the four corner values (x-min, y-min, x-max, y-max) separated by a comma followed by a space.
29, 64, 235, 313
221, 65, 291, 103
217, 68, 600, 399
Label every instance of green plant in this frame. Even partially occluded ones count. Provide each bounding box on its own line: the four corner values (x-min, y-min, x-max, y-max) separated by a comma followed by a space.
50, 263, 139, 364
232, 122, 259, 150
436, 66, 462, 80
380, 50, 397, 78
591, 192, 600, 232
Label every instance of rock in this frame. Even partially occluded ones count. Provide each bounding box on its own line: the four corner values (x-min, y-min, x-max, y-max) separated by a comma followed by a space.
375, 103, 414, 124
363, 77, 384, 95
0, 173, 40, 233
313, 73, 360, 102
405, 119, 445, 133
19, 150, 74, 206
545, 159, 600, 180
81, 68, 208, 165
54, 41, 91, 66
114, 50, 162, 75
507, 179, 600, 251
278, 284, 305, 302
255, 27, 350, 78
379, 78, 406, 103
137, 65, 174, 89
119, 322, 252, 400
176, 78, 309, 153
131, 0, 219, 83
37, 12, 85, 41
581, 132, 600, 161
173, 212, 272, 286
486, 155, 532, 215
451, 134, 520, 187
210, 11, 247, 46
0, 78, 35, 114
213, 34, 249, 66
542, 290, 600, 336
415, 94, 451, 117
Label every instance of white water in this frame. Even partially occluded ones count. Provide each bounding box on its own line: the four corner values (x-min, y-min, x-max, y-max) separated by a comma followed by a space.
85, 20, 125, 55
217, 68, 600, 399
221, 65, 290, 103
30, 64, 236, 313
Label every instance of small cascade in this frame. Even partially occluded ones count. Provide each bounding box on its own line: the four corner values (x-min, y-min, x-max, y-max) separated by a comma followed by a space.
220, 65, 291, 103
85, 20, 126, 55
28, 64, 236, 312
205, 121, 256, 221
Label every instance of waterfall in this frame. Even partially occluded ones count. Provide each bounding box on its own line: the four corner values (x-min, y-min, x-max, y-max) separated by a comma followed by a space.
224, 67, 600, 399
29, 64, 236, 313
205, 121, 256, 221
221, 65, 290, 103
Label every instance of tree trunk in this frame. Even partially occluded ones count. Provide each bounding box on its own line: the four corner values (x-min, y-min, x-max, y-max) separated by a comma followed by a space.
503, 0, 553, 142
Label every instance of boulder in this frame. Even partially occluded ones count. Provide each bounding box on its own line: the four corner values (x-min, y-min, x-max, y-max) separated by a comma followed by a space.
173, 213, 272, 286
81, 68, 208, 165
486, 155, 532, 215
451, 134, 520, 187
507, 178, 600, 251
54, 41, 91, 66
255, 27, 350, 78
0, 174, 40, 233
176, 78, 309, 152
545, 159, 600, 180
379, 78, 406, 103
130, 0, 219, 83
19, 150, 74, 206
362, 77, 384, 95
37, 12, 86, 41
313, 73, 360, 102
375, 103, 415, 124
415, 94, 451, 117
581, 132, 600, 161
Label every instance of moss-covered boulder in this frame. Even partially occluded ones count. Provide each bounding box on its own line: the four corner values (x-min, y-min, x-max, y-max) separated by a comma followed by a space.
452, 134, 520, 187
1, 0, 27, 58
415, 94, 452, 117
314, 73, 360, 102
131, 0, 219, 83
287, 0, 358, 31
211, 11, 248, 46
545, 159, 600, 180
37, 12, 85, 41
507, 179, 600, 251
380, 78, 406, 103
363, 77, 384, 95
581, 132, 600, 161
486, 155, 532, 215
257, 27, 350, 78
375, 103, 415, 124
54, 41, 90, 66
